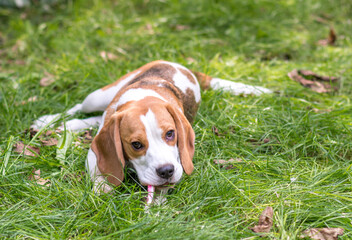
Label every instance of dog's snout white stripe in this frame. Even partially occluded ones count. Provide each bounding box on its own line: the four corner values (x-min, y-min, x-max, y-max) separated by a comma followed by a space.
129, 109, 183, 186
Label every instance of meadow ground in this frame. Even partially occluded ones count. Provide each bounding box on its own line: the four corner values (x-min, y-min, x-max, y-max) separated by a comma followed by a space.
0, 0, 352, 239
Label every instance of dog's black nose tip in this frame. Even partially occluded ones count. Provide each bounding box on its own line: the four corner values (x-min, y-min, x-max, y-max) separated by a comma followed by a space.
156, 164, 174, 179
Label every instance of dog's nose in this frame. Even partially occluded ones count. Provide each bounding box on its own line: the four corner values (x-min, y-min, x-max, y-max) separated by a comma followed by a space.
156, 164, 174, 179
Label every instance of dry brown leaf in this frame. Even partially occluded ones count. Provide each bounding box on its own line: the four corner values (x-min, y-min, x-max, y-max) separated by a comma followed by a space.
77, 130, 94, 144
288, 69, 338, 93
248, 138, 272, 145
11, 39, 26, 54
313, 15, 330, 24
317, 27, 337, 46
186, 57, 196, 64
213, 158, 242, 169
100, 51, 118, 62
20, 12, 27, 19
40, 72, 55, 87
211, 125, 237, 137
24, 128, 39, 139
20, 96, 37, 105
250, 207, 274, 235
63, 171, 86, 182
301, 228, 344, 240
14, 141, 40, 157
175, 25, 190, 31
41, 138, 58, 146
309, 107, 332, 113
24, 128, 54, 139
30, 169, 51, 186
144, 23, 155, 34
212, 126, 221, 136
6, 59, 26, 65
299, 70, 338, 82
83, 130, 93, 143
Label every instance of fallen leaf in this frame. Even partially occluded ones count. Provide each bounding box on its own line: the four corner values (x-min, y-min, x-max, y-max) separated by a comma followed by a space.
24, 128, 54, 140
317, 27, 337, 46
250, 207, 274, 235
313, 15, 330, 24
24, 128, 39, 139
213, 158, 242, 169
186, 57, 196, 64
11, 39, 27, 54
288, 69, 338, 93
100, 51, 118, 61
11, 59, 26, 65
175, 25, 190, 31
248, 138, 272, 145
308, 107, 332, 113
298, 70, 338, 82
14, 141, 40, 157
63, 171, 86, 182
301, 228, 344, 240
211, 126, 236, 137
82, 130, 93, 143
19, 96, 37, 105
40, 72, 55, 87
144, 23, 155, 34
212, 126, 221, 136
41, 138, 58, 146
20, 12, 27, 19
30, 169, 51, 186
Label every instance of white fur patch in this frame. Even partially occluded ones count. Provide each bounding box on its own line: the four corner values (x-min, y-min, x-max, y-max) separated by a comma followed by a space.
210, 78, 272, 95
31, 104, 84, 130
87, 148, 98, 176
129, 109, 183, 186
114, 88, 167, 110
97, 111, 107, 134
86, 148, 113, 193
86, 113, 111, 193
81, 70, 141, 113
59, 116, 102, 131
31, 113, 61, 130
161, 61, 201, 103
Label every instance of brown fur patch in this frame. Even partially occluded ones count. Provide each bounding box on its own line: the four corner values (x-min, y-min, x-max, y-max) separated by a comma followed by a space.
130, 63, 176, 85
101, 60, 165, 91
180, 68, 196, 84
182, 88, 199, 124
192, 71, 212, 90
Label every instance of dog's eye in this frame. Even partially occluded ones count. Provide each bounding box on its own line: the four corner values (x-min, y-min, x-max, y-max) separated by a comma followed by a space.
131, 141, 143, 150
165, 130, 175, 141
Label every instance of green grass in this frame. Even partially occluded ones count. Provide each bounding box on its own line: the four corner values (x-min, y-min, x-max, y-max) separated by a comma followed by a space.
1, 0, 352, 239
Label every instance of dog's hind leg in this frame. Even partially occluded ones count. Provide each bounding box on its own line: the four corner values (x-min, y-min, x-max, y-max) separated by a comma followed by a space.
193, 72, 272, 95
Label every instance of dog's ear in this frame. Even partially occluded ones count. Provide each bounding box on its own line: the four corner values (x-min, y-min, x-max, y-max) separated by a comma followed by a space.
166, 104, 195, 175
91, 112, 125, 186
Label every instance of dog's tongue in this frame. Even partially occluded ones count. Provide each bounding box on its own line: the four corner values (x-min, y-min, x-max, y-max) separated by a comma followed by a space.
146, 185, 155, 204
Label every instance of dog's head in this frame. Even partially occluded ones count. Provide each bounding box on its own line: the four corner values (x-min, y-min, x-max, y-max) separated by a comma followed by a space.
91, 98, 195, 187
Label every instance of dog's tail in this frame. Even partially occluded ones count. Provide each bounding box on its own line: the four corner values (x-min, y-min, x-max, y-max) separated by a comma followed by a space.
192, 71, 272, 96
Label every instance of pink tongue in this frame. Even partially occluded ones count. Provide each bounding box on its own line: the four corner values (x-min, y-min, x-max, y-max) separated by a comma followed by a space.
146, 185, 155, 204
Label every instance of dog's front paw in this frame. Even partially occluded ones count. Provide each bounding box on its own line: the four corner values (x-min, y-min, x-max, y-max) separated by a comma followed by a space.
93, 181, 114, 194
31, 113, 60, 130
59, 116, 102, 132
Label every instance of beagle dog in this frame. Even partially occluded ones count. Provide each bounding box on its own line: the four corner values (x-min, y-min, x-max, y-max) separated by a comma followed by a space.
33, 60, 271, 194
